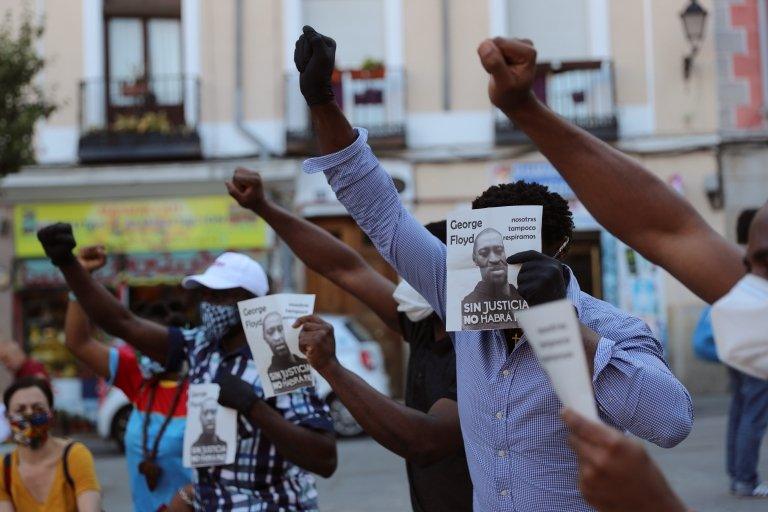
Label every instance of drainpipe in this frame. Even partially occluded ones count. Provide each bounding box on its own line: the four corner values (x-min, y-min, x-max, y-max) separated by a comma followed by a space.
442, 0, 451, 111
235, 0, 270, 160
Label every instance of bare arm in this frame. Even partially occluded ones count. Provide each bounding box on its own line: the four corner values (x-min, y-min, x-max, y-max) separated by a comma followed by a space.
57, 257, 168, 363
297, 315, 462, 465
76, 491, 101, 512
226, 168, 400, 333
64, 300, 111, 379
478, 38, 744, 304
246, 401, 337, 478
324, 363, 461, 465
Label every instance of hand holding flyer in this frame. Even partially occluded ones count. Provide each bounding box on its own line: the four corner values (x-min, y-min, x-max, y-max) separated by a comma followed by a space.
183, 383, 238, 468
239, 294, 316, 398
446, 205, 542, 331
517, 299, 599, 421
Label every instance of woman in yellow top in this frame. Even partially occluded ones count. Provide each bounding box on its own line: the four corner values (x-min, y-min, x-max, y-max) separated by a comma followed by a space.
0, 377, 101, 512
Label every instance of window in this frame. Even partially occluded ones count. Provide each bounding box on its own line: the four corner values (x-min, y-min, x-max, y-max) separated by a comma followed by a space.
104, 0, 183, 123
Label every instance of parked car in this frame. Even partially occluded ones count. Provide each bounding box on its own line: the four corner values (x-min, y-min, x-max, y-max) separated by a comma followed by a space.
97, 314, 391, 447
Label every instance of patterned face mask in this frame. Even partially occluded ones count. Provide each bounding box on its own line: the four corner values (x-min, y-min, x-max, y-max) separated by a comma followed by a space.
200, 302, 242, 342
10, 411, 53, 449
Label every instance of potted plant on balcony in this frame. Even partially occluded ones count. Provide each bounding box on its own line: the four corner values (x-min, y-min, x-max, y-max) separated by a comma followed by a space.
121, 75, 149, 98
79, 111, 201, 164
350, 58, 385, 80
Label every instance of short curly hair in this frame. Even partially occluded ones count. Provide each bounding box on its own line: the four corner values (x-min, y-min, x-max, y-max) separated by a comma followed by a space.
472, 181, 574, 251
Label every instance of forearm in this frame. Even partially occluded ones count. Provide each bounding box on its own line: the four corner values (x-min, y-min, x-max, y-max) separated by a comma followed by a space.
254, 199, 399, 329
593, 341, 694, 448
304, 127, 447, 317
310, 102, 356, 155
508, 98, 696, 241
64, 300, 110, 378
507, 99, 743, 302
247, 401, 337, 477
321, 363, 460, 466
58, 261, 168, 362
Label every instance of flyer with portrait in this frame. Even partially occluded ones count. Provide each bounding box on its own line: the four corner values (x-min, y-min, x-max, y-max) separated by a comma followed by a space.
446, 205, 542, 331
183, 383, 238, 468
238, 294, 316, 398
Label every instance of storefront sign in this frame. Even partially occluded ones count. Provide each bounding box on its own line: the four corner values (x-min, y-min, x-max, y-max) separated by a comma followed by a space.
14, 195, 271, 258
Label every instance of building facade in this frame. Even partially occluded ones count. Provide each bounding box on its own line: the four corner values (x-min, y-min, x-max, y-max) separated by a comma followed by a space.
0, 0, 764, 395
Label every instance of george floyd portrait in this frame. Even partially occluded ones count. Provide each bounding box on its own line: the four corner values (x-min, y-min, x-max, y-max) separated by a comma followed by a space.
446, 206, 542, 332
239, 294, 316, 398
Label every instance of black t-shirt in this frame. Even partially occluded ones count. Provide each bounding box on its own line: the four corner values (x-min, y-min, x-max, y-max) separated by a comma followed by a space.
399, 313, 473, 512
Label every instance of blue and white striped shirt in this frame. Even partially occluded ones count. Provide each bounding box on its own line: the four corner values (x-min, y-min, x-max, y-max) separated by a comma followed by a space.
169, 326, 333, 512
303, 129, 694, 512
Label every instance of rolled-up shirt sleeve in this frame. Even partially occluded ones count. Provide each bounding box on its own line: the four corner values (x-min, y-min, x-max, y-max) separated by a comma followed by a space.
303, 128, 448, 320
590, 315, 694, 449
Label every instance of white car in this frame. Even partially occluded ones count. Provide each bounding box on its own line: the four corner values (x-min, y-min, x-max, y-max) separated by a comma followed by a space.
97, 314, 391, 447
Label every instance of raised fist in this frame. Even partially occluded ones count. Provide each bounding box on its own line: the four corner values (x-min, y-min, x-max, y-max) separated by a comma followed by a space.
226, 167, 267, 211
37, 223, 77, 267
77, 246, 107, 273
477, 37, 538, 113
507, 251, 568, 307
294, 25, 336, 106
295, 315, 338, 373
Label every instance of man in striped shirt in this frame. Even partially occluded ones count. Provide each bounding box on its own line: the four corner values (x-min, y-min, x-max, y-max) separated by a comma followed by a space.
294, 26, 694, 511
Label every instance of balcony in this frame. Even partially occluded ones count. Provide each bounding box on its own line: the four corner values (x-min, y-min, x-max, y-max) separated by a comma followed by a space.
496, 61, 618, 145
78, 74, 202, 164
285, 68, 406, 155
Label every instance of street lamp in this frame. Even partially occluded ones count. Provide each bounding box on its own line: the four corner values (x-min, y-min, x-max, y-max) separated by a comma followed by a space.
680, 0, 708, 80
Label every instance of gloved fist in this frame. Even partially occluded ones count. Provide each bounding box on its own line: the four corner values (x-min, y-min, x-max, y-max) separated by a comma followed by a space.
294, 25, 336, 106
294, 315, 338, 374
37, 223, 77, 267
507, 250, 569, 307
477, 37, 538, 113
226, 167, 267, 212
214, 370, 259, 416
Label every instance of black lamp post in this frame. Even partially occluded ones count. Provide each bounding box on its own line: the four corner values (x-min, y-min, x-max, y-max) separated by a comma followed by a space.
680, 0, 708, 80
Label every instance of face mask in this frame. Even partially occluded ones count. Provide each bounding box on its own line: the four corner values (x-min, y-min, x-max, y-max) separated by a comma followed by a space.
711, 274, 768, 379
200, 302, 241, 342
10, 412, 53, 449
138, 355, 167, 379
392, 280, 434, 322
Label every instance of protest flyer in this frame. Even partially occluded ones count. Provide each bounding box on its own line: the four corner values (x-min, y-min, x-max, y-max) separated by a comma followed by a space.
517, 299, 599, 421
445, 205, 542, 331
239, 294, 316, 398
183, 383, 238, 468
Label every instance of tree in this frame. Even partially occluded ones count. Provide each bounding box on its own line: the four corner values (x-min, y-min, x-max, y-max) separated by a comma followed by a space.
0, 11, 56, 176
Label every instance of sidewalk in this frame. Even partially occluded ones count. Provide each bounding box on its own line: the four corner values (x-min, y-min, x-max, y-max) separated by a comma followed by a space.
90, 393, 768, 512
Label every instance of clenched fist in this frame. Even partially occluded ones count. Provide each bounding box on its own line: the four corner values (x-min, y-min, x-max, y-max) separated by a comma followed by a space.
226, 167, 267, 212
294, 315, 338, 374
294, 26, 337, 106
37, 223, 77, 267
477, 37, 538, 114
507, 251, 569, 306
77, 246, 107, 274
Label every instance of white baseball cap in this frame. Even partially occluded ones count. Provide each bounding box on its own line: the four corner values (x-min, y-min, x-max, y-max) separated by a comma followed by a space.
182, 252, 269, 297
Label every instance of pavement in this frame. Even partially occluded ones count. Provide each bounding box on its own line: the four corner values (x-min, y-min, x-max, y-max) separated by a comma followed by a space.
90, 394, 767, 512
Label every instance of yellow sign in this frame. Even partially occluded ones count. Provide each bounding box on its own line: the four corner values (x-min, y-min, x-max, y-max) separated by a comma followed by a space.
14, 196, 271, 258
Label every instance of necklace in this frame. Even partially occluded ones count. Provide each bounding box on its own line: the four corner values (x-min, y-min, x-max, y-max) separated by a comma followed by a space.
137, 374, 186, 491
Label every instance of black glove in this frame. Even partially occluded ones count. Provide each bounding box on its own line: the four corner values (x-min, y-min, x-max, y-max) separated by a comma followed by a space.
294, 25, 336, 106
214, 370, 259, 416
507, 251, 569, 307
36, 223, 77, 266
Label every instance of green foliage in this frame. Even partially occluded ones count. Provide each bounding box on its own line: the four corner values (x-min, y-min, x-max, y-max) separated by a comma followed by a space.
0, 10, 56, 176
360, 57, 384, 71
113, 112, 173, 134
